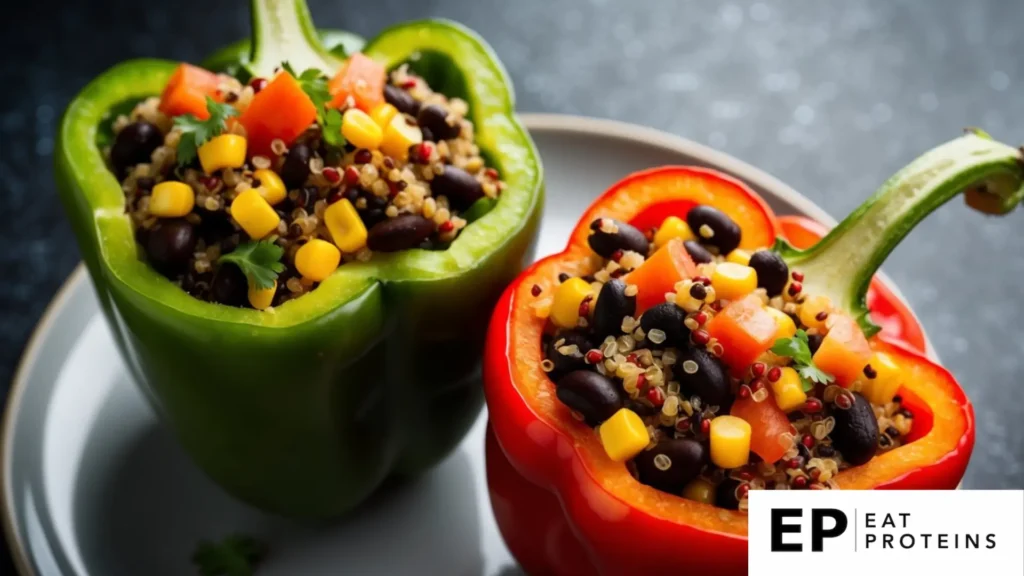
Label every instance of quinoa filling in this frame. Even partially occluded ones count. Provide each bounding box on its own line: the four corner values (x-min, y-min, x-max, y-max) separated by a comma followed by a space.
106, 61, 505, 310
536, 208, 913, 511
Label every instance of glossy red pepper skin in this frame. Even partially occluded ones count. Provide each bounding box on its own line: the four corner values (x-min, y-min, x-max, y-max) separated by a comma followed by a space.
483, 168, 974, 576
778, 215, 928, 354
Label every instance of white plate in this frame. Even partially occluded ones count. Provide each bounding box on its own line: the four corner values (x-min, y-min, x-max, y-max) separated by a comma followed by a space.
2, 114, 935, 576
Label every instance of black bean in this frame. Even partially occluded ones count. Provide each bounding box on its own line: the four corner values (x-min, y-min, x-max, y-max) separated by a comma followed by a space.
135, 176, 155, 192
417, 104, 461, 141
591, 279, 636, 339
384, 84, 420, 115
686, 205, 742, 255
110, 121, 163, 176
210, 264, 248, 307
677, 347, 730, 407
420, 126, 435, 143
555, 370, 624, 426
748, 250, 789, 296
885, 426, 900, 439
546, 330, 592, 380
715, 478, 743, 510
279, 143, 312, 190
367, 215, 435, 252
830, 392, 879, 466
797, 442, 812, 462
816, 444, 836, 458
431, 166, 484, 210
587, 218, 649, 259
807, 333, 824, 355
634, 439, 707, 494
144, 219, 196, 276
689, 283, 707, 300
360, 209, 387, 228
639, 302, 689, 348
628, 400, 657, 417
683, 240, 714, 264
195, 210, 234, 245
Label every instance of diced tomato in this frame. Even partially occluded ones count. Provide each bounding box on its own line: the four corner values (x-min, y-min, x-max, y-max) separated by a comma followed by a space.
730, 393, 796, 463
813, 313, 872, 387
327, 53, 386, 112
158, 63, 225, 119
623, 238, 697, 314
706, 294, 777, 373
239, 72, 318, 158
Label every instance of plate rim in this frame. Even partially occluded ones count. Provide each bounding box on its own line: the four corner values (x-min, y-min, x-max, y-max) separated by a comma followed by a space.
1, 112, 938, 576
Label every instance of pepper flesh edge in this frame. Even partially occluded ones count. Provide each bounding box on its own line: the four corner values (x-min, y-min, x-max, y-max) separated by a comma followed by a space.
483, 168, 974, 575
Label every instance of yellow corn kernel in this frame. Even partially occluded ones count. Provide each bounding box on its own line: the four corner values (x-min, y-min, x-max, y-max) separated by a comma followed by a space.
711, 262, 758, 301
861, 352, 902, 405
798, 295, 833, 332
550, 277, 595, 329
324, 198, 368, 253
295, 239, 341, 282
230, 189, 280, 239
726, 249, 752, 266
197, 134, 247, 174
342, 108, 384, 150
149, 181, 195, 217
709, 415, 751, 469
653, 216, 694, 248
369, 103, 399, 128
682, 478, 716, 504
247, 280, 277, 310
599, 408, 649, 462
254, 168, 287, 206
380, 113, 423, 161
771, 366, 808, 412
766, 306, 797, 341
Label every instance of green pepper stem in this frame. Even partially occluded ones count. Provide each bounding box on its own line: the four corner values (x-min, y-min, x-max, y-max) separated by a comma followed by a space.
248, 0, 342, 77
776, 132, 1024, 337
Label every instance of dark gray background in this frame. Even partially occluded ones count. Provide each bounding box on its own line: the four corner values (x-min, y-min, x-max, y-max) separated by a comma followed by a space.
2, 0, 1023, 572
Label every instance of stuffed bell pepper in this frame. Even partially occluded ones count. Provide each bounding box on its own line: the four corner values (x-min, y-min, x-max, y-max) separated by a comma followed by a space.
55, 0, 542, 518
484, 131, 1023, 575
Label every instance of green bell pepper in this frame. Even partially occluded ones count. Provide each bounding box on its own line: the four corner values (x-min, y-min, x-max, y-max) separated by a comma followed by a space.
55, 0, 543, 518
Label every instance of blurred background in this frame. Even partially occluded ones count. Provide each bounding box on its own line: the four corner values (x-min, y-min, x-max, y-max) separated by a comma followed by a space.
2, 0, 1023, 572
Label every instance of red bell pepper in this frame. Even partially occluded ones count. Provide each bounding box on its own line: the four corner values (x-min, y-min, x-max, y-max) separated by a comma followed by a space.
485, 133, 1023, 575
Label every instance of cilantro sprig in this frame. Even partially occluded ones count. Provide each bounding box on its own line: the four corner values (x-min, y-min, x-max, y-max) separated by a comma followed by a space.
770, 329, 835, 391
192, 534, 266, 576
281, 62, 345, 150
174, 96, 238, 166
218, 240, 285, 290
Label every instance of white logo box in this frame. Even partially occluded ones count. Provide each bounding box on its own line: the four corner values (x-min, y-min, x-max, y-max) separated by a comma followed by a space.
748, 490, 1023, 575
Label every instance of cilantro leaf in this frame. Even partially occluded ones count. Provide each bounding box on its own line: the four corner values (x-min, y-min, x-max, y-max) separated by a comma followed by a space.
280, 62, 346, 150
218, 240, 285, 290
771, 329, 835, 392
770, 329, 812, 365
322, 108, 345, 148
174, 96, 238, 166
798, 364, 834, 391
192, 534, 266, 576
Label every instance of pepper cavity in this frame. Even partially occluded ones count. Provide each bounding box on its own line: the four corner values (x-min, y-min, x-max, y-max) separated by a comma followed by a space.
542, 208, 912, 510
110, 57, 506, 310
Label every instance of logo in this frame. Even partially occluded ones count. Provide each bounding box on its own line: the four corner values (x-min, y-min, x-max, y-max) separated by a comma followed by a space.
770, 508, 847, 552
748, 490, 1023, 575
